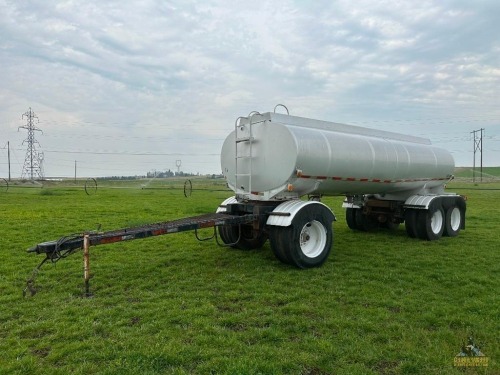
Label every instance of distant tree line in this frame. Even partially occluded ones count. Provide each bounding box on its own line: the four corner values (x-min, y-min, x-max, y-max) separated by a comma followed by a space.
97, 176, 145, 180
146, 169, 198, 178
94, 170, 223, 180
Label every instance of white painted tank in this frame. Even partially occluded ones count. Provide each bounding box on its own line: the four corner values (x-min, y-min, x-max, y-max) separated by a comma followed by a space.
220, 112, 455, 201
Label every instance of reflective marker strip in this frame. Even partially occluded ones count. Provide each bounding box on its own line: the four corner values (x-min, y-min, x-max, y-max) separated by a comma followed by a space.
298, 176, 448, 183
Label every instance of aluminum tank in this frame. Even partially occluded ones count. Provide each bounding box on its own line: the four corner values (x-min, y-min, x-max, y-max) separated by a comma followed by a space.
220, 112, 455, 200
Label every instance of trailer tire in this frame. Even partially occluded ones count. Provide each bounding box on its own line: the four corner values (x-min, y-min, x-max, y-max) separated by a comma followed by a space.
268, 227, 291, 264
218, 225, 236, 246
404, 209, 419, 238
444, 205, 462, 237
218, 224, 267, 250
416, 203, 444, 241
345, 208, 358, 230
269, 204, 333, 268
355, 209, 377, 232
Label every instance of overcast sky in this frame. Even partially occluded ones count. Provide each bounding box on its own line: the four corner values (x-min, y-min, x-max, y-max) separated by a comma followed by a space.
1, 0, 499, 178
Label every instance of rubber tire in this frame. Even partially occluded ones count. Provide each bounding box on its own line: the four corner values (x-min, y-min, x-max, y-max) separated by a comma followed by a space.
404, 209, 419, 238
416, 203, 445, 241
346, 208, 358, 230
218, 225, 236, 246
269, 204, 333, 269
444, 205, 462, 237
355, 209, 378, 232
268, 226, 291, 265
218, 224, 267, 250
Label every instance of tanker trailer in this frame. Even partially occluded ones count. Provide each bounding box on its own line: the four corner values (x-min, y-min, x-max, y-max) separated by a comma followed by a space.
218, 108, 466, 268
25, 107, 467, 291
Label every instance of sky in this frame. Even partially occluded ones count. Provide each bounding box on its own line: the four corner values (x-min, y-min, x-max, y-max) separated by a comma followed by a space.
1, 0, 499, 178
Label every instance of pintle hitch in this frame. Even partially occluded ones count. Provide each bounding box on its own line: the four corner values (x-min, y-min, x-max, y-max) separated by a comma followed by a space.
23, 232, 91, 297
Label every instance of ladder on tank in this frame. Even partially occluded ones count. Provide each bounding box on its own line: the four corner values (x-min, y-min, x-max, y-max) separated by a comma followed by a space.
234, 112, 259, 200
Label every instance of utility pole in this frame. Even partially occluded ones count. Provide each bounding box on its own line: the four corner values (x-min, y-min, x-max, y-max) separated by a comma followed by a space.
19, 108, 43, 180
471, 128, 484, 183
8, 141, 11, 181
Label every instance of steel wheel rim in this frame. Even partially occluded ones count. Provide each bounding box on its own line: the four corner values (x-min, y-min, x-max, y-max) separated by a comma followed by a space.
450, 207, 461, 231
431, 209, 444, 234
299, 220, 327, 258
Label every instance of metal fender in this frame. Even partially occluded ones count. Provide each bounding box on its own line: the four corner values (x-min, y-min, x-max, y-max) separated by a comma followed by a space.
216, 196, 238, 213
404, 194, 458, 209
341, 199, 361, 209
266, 200, 336, 227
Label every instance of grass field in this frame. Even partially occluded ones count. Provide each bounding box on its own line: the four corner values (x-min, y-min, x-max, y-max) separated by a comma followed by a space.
0, 178, 498, 374
454, 167, 500, 181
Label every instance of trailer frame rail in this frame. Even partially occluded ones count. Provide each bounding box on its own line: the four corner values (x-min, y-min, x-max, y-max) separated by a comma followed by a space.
25, 212, 260, 297
29, 212, 259, 256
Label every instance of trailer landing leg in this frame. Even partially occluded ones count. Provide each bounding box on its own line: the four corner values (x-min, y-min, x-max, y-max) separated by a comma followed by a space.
83, 234, 92, 297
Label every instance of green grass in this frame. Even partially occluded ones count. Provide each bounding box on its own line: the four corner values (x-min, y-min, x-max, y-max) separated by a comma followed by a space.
454, 167, 500, 180
0, 179, 498, 374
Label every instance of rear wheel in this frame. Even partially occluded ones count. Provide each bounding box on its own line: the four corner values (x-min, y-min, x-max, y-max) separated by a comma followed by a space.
404, 209, 419, 238
269, 204, 333, 268
268, 228, 291, 264
218, 225, 237, 246
444, 206, 462, 237
355, 209, 378, 231
218, 224, 267, 250
417, 203, 445, 241
345, 208, 358, 230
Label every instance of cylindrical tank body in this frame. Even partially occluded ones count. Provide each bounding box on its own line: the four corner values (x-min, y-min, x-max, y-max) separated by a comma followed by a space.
221, 112, 455, 200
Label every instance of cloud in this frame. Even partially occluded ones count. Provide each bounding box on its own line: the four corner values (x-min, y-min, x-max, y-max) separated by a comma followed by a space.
0, 0, 499, 177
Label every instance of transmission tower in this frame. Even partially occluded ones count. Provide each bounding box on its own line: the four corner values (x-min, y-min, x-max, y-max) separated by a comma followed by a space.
19, 107, 44, 180
471, 128, 484, 183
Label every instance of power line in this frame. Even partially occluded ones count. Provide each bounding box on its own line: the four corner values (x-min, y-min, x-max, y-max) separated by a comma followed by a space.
42, 150, 219, 156
0, 142, 12, 181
